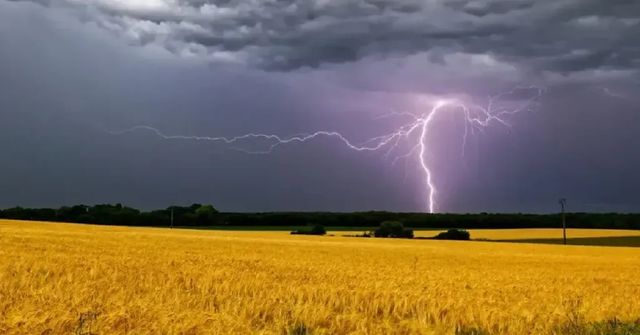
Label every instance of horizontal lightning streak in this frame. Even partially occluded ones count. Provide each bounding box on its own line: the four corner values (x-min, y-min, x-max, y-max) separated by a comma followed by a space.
109, 86, 543, 213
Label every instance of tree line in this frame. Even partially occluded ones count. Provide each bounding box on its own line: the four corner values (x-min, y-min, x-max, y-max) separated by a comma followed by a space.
0, 204, 217, 227
1, 204, 639, 230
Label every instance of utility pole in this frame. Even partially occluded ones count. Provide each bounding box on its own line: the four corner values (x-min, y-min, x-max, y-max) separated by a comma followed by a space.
559, 198, 567, 245
170, 208, 174, 229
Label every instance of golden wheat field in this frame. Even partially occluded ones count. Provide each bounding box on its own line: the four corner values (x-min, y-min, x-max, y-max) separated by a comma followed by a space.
344, 228, 640, 240
1, 220, 640, 335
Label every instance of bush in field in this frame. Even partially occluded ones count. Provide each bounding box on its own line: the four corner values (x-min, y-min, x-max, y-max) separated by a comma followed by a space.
374, 221, 414, 238
434, 229, 470, 240
291, 225, 327, 236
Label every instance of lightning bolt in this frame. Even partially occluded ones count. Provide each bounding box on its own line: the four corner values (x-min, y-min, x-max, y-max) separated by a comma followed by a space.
109, 86, 543, 213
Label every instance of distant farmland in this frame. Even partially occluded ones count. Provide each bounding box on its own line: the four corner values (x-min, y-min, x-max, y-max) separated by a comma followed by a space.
1, 220, 639, 334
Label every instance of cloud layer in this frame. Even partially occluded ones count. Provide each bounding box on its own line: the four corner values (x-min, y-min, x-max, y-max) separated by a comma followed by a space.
16, 0, 640, 73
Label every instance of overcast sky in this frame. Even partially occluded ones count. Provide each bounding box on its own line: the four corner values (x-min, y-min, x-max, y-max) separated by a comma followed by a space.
1, 0, 639, 213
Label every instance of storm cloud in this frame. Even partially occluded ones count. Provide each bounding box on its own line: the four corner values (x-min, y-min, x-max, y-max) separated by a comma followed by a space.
11, 0, 640, 74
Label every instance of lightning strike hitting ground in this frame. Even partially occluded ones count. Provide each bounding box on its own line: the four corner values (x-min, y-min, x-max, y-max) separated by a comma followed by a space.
110, 87, 543, 213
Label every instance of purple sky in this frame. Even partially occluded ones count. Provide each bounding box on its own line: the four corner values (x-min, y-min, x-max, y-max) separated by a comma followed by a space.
1, 0, 639, 213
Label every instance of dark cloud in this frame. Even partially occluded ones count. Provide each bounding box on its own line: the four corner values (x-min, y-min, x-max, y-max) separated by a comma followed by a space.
10, 0, 640, 74
445, 0, 535, 17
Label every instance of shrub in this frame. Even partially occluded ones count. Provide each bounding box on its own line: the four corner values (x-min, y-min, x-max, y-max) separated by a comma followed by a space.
434, 229, 470, 240
374, 221, 414, 238
290, 225, 327, 236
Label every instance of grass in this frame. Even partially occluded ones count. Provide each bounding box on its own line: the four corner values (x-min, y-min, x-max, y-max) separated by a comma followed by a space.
186, 227, 640, 247
500, 236, 640, 247
451, 229, 640, 247
457, 319, 640, 335
422, 228, 640, 240
187, 225, 443, 232
184, 225, 378, 231
2, 220, 640, 334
